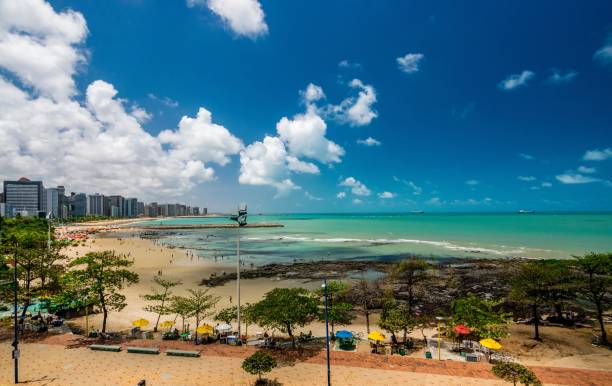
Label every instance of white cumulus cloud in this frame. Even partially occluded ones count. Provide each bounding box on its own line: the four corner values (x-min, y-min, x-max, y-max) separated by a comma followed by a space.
577, 165, 596, 174
339, 177, 371, 196
327, 79, 378, 126
238, 136, 299, 196
517, 176, 536, 182
300, 83, 325, 103
0, 0, 88, 101
555, 173, 599, 184
378, 191, 396, 199
187, 0, 268, 39
396, 53, 424, 74
583, 148, 612, 161
594, 33, 612, 65
547, 69, 577, 84
357, 137, 381, 146
158, 107, 243, 166
0, 0, 245, 201
499, 70, 535, 90
336, 192, 346, 199
465, 179, 479, 186
277, 107, 344, 164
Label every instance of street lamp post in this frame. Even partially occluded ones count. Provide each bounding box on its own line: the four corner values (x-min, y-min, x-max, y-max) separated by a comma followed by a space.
322, 278, 331, 386
230, 206, 247, 341
236, 225, 240, 339
12, 243, 19, 384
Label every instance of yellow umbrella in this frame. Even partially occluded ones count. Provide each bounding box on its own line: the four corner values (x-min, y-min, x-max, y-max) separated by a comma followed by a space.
367, 331, 385, 342
197, 324, 213, 335
132, 318, 150, 328
159, 320, 174, 329
479, 338, 502, 350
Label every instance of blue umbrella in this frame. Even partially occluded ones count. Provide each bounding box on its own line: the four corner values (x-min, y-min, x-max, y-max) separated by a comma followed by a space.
335, 330, 353, 339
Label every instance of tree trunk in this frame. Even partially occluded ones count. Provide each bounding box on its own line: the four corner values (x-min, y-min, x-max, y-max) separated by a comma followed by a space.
365, 311, 370, 334
554, 303, 563, 320
102, 306, 108, 333
154, 289, 168, 332
194, 317, 199, 342
403, 328, 407, 343
287, 323, 295, 348
532, 304, 540, 340
595, 301, 608, 345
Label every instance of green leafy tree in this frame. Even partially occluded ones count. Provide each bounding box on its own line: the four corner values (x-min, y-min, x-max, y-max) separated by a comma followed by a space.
215, 306, 237, 324
573, 252, 612, 345
241, 303, 257, 338
183, 288, 219, 341
169, 295, 191, 332
316, 280, 354, 336
1, 217, 67, 319
510, 261, 560, 340
392, 257, 430, 313
492, 362, 542, 386
251, 288, 319, 348
345, 279, 383, 333
142, 276, 182, 332
451, 293, 511, 339
242, 351, 277, 382
378, 298, 414, 343
66, 251, 139, 332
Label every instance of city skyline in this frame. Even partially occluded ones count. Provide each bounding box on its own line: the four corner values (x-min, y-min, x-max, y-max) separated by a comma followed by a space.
0, 1, 611, 212
1, 177, 204, 219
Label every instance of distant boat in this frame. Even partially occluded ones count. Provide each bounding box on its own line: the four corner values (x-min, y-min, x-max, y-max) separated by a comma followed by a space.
410, 211, 425, 214
518, 210, 535, 214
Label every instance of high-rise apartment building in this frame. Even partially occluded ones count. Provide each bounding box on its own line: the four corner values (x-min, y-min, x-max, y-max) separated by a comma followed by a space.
125, 197, 138, 217
45, 187, 61, 218
86, 193, 105, 216
3, 178, 44, 217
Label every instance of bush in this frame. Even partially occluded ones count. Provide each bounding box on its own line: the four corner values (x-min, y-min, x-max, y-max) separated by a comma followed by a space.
492, 361, 542, 386
242, 351, 277, 381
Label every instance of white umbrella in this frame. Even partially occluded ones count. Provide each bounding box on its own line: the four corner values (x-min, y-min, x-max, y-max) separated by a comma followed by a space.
215, 323, 232, 333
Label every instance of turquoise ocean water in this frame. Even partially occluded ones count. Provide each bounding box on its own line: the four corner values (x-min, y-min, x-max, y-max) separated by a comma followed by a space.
136, 213, 612, 265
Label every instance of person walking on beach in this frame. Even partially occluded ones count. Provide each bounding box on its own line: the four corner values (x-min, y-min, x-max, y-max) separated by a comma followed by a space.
229, 296, 232, 304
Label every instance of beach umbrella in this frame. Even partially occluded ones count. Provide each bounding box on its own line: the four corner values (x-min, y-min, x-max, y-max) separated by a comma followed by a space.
454, 324, 471, 335
159, 321, 174, 329
132, 318, 150, 328
335, 330, 353, 339
215, 323, 232, 333
197, 324, 214, 335
367, 331, 385, 342
479, 338, 502, 350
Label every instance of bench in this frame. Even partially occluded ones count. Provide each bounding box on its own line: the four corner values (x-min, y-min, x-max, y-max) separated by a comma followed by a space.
166, 349, 201, 357
127, 346, 160, 355
89, 344, 121, 352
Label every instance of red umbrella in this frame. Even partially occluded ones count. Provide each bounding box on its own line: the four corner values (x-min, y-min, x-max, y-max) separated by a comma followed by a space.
454, 324, 471, 335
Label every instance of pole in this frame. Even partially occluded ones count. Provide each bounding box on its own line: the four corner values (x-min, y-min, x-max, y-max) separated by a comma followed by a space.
13, 244, 19, 384
437, 320, 441, 360
323, 278, 331, 386
236, 226, 241, 340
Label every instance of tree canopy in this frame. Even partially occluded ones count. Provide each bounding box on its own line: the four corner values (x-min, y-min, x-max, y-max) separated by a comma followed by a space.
251, 287, 319, 347
66, 251, 139, 332
142, 275, 182, 332
451, 293, 511, 340
572, 252, 612, 345
510, 261, 563, 340
492, 361, 542, 386
316, 280, 354, 336
242, 351, 277, 381
183, 288, 219, 340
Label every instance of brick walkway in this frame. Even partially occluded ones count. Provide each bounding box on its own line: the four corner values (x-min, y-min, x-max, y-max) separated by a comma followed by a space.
37, 334, 612, 386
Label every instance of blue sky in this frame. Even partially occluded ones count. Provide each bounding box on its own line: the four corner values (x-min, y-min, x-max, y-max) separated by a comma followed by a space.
1, 0, 612, 212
